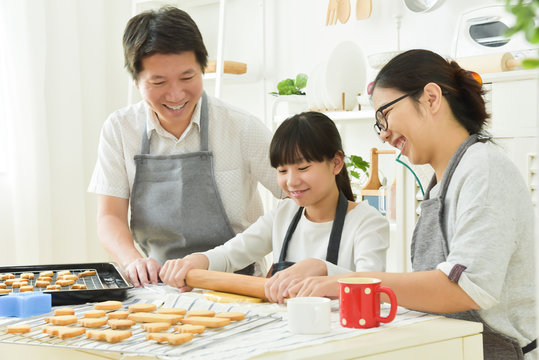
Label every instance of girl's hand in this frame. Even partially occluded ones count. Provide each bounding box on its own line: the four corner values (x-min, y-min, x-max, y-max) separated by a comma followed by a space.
287, 275, 340, 300
264, 258, 327, 304
159, 254, 209, 292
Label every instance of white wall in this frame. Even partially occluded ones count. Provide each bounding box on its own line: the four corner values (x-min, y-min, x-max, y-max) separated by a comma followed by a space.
1, 0, 533, 265
0, 0, 131, 265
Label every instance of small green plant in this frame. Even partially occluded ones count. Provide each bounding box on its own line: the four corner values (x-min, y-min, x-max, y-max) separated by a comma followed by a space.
504, 0, 539, 68
270, 73, 308, 96
346, 155, 370, 181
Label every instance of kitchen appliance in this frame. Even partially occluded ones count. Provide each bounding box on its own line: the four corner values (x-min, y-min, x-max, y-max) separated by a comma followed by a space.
0, 262, 132, 305
403, 0, 446, 13
452, 5, 538, 59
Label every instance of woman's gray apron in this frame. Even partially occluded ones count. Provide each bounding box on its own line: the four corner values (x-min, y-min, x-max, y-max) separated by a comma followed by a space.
270, 190, 348, 276
129, 92, 250, 272
411, 134, 535, 359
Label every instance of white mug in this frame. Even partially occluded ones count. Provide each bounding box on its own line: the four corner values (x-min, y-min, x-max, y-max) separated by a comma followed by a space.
287, 297, 331, 334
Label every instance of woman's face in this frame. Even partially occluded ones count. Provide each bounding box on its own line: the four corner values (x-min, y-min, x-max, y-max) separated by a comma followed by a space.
136, 52, 204, 133
276, 157, 340, 209
372, 87, 431, 165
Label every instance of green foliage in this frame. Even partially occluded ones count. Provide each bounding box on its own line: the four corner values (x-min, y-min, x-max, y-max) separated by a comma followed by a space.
270, 73, 308, 96
346, 155, 370, 181
504, 0, 539, 68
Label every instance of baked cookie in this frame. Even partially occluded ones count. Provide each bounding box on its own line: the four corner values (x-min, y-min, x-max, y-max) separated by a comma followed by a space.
179, 316, 230, 328
128, 303, 157, 313
108, 319, 135, 330
43, 326, 85, 339
94, 300, 123, 311
78, 317, 108, 328
86, 329, 132, 343
106, 311, 130, 319
6, 324, 31, 334
174, 324, 205, 334
146, 332, 193, 345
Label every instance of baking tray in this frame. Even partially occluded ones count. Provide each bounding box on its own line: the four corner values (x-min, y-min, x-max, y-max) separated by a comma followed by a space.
0, 262, 133, 305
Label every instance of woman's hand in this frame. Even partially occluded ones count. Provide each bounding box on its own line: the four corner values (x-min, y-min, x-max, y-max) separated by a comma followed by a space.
264, 258, 327, 304
125, 257, 161, 288
287, 275, 341, 300
159, 254, 209, 292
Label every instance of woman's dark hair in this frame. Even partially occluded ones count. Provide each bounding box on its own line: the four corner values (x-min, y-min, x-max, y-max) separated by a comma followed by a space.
123, 6, 208, 80
270, 112, 355, 201
373, 49, 489, 135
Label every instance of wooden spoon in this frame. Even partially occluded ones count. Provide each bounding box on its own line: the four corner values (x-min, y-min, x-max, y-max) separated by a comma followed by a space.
337, 0, 351, 24
356, 0, 372, 20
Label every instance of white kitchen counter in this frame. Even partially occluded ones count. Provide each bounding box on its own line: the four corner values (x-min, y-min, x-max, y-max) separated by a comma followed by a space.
0, 287, 483, 359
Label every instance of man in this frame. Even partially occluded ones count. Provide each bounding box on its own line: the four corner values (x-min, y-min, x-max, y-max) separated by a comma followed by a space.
88, 6, 281, 287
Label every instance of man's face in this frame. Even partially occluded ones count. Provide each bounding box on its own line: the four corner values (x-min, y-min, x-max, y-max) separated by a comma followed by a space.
136, 52, 203, 132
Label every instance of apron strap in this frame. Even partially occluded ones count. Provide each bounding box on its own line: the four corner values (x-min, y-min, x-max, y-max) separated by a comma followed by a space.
424, 134, 490, 200
199, 92, 209, 152
523, 339, 537, 355
140, 123, 151, 155
325, 191, 348, 264
277, 206, 304, 263
277, 190, 348, 264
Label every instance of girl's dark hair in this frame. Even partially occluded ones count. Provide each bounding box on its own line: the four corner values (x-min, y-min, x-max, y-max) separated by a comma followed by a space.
270, 112, 355, 201
373, 49, 489, 135
123, 6, 208, 80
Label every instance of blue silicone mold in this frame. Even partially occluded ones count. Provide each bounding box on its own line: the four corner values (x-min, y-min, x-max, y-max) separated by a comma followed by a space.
0, 291, 52, 317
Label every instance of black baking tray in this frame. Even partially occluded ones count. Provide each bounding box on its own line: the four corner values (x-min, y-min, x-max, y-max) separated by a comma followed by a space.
0, 262, 133, 305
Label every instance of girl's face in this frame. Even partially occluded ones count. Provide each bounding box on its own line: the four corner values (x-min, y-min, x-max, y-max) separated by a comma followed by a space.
372, 87, 431, 165
276, 156, 340, 208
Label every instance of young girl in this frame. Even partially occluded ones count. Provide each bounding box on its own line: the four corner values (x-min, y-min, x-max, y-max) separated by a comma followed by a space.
159, 111, 389, 303
289, 50, 536, 359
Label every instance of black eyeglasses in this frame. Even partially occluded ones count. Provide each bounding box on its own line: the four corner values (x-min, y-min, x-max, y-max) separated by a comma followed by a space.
373, 93, 411, 136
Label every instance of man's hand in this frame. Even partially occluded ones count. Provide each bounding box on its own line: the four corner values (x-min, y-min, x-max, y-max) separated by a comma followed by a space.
125, 257, 162, 288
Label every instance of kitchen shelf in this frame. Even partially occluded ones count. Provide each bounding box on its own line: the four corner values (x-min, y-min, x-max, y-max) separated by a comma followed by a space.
325, 109, 375, 121
273, 109, 375, 125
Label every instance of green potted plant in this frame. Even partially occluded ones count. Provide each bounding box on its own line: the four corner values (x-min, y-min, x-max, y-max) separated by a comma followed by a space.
504, 0, 539, 68
346, 154, 370, 198
270, 73, 308, 96
271, 73, 309, 116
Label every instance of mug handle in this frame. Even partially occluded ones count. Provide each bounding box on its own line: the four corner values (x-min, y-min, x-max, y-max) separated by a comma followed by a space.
376, 286, 397, 323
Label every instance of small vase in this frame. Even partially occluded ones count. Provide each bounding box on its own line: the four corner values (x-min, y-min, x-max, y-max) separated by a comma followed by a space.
272, 95, 308, 117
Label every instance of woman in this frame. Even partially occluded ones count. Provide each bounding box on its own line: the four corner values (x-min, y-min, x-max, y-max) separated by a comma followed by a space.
159, 112, 389, 303
288, 50, 536, 359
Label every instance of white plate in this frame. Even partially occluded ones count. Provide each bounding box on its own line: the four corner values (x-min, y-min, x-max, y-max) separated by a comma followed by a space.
325, 41, 367, 111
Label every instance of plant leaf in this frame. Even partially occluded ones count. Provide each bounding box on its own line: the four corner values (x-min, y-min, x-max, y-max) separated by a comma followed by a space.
522, 58, 539, 68
295, 73, 308, 90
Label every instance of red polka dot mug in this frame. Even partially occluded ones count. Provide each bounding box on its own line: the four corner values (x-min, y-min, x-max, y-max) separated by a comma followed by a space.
338, 277, 397, 329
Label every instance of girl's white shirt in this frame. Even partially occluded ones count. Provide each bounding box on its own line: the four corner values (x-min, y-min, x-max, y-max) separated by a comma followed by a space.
204, 198, 389, 275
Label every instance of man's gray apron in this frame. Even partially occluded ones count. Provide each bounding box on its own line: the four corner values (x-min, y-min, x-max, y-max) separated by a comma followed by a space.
270, 190, 348, 276
411, 134, 535, 359
130, 92, 252, 273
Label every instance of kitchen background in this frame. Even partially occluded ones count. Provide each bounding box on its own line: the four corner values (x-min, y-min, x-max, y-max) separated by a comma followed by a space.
0, 0, 536, 283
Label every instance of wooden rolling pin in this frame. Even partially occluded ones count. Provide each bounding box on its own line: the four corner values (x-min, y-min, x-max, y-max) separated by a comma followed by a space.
204, 60, 247, 74
185, 269, 267, 300
456, 52, 521, 74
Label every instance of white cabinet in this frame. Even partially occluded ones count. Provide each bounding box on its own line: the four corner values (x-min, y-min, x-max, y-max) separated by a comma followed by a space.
483, 70, 539, 212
